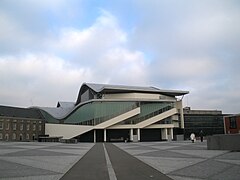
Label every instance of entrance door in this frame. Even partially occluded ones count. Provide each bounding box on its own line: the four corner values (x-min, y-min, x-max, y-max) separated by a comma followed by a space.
96, 129, 104, 142
140, 129, 161, 141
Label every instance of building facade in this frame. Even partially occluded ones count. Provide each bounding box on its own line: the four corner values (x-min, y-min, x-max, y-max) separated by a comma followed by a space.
0, 106, 45, 141
38, 83, 188, 142
224, 114, 240, 134
183, 107, 225, 140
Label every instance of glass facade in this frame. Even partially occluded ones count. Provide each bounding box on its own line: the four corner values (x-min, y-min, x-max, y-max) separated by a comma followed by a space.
41, 101, 176, 126
64, 101, 137, 125
184, 114, 224, 139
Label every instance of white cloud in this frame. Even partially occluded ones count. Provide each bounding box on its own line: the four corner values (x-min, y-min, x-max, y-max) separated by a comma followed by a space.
0, 1, 239, 114
0, 54, 92, 107
52, 10, 127, 55
0, 10, 149, 107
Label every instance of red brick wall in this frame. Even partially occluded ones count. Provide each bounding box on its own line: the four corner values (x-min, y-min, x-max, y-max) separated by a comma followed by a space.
224, 115, 240, 134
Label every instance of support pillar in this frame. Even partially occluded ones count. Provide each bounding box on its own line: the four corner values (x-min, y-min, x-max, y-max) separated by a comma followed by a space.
137, 128, 141, 141
166, 128, 173, 141
161, 128, 168, 140
104, 129, 107, 142
93, 129, 96, 143
130, 129, 133, 141
170, 128, 173, 140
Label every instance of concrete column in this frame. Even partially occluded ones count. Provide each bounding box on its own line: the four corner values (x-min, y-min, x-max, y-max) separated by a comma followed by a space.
176, 100, 184, 128
161, 128, 168, 140
169, 128, 173, 141
130, 129, 133, 141
93, 129, 96, 143
104, 129, 107, 142
137, 128, 141, 141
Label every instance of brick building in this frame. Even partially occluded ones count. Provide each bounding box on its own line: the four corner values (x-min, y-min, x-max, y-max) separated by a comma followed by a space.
224, 114, 240, 134
0, 106, 45, 141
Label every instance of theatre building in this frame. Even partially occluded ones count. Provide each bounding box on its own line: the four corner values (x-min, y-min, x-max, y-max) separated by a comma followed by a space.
37, 83, 188, 142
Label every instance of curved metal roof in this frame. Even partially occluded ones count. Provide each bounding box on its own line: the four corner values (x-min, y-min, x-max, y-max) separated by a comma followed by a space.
76, 83, 189, 105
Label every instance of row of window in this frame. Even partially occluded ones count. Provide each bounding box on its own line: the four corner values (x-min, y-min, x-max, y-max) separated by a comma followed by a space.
229, 117, 237, 129
0, 122, 42, 131
0, 133, 36, 141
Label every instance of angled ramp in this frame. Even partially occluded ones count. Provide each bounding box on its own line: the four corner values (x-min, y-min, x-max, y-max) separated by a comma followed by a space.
95, 107, 140, 129
136, 108, 178, 128
45, 123, 94, 139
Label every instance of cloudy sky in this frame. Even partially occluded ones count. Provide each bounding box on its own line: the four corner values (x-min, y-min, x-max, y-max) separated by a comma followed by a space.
0, 0, 239, 113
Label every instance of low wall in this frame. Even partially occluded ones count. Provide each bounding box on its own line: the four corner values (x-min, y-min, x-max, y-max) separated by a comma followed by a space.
207, 134, 240, 151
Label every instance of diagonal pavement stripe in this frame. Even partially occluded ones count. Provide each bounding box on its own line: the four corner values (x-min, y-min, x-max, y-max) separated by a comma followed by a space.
105, 143, 173, 180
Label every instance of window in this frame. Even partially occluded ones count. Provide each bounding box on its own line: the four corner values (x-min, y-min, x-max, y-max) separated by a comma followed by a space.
20, 124, 23, 131
33, 124, 36, 131
13, 123, 17, 130
19, 134, 23, 141
0, 121, 3, 129
39, 125, 42, 131
6, 123, 9, 130
27, 124, 30, 131
5, 134, 9, 141
12, 133, 16, 140
0, 133, 2, 139
229, 117, 237, 129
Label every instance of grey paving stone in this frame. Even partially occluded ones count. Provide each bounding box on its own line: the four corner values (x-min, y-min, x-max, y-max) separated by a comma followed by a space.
211, 165, 240, 180
13, 145, 51, 149
115, 145, 142, 149
169, 175, 204, 180
216, 152, 240, 160
123, 149, 159, 155
4, 149, 77, 157
0, 149, 27, 155
40, 148, 90, 155
136, 156, 205, 174
169, 145, 207, 150
124, 145, 156, 151
149, 145, 180, 150
0, 155, 80, 173
0, 145, 25, 149
1, 174, 63, 180
139, 149, 198, 158
169, 159, 232, 179
0, 159, 59, 178
169, 149, 228, 158
215, 159, 240, 166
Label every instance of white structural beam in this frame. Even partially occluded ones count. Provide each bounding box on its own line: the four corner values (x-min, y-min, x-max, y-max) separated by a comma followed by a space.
136, 108, 178, 128
45, 123, 93, 139
95, 107, 140, 129
145, 124, 174, 129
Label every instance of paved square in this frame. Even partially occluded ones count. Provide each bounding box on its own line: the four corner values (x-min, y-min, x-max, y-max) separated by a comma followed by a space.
0, 142, 94, 180
1, 141, 240, 180
115, 141, 240, 180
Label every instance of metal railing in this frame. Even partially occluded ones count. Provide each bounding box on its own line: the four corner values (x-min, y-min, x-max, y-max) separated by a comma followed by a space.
127, 103, 174, 124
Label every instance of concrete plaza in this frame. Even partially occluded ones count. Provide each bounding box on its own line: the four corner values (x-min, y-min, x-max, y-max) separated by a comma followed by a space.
0, 141, 240, 180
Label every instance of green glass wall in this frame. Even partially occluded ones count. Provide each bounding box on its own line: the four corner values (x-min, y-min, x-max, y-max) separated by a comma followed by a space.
64, 101, 136, 124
